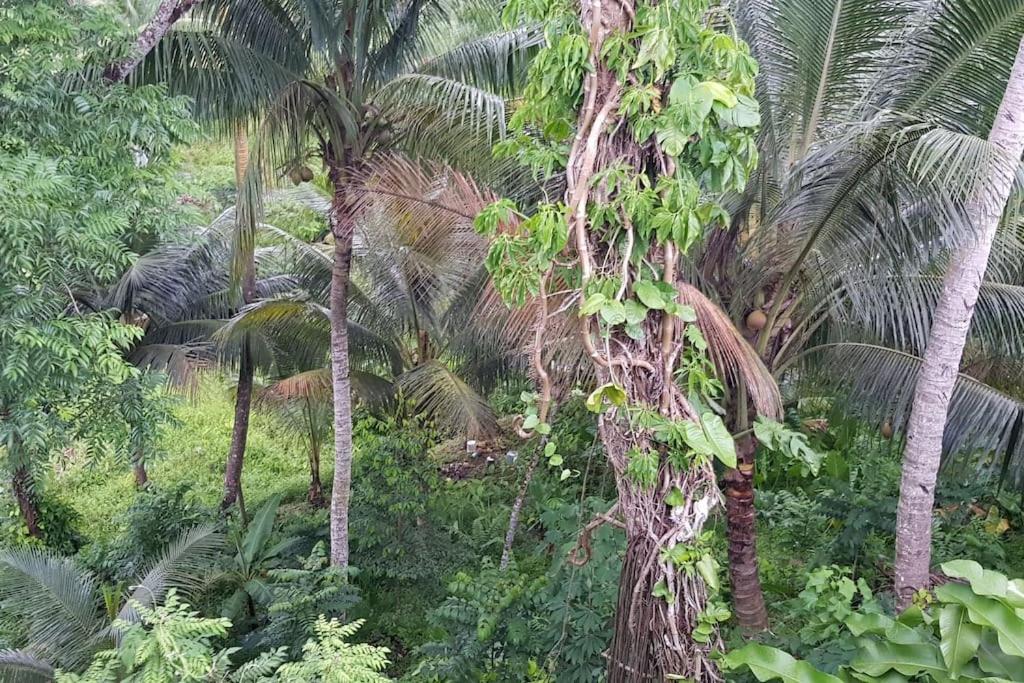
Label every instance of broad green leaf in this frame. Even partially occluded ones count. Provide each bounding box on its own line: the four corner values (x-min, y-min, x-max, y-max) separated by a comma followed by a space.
850, 639, 948, 678
665, 487, 685, 507
586, 383, 627, 413
600, 300, 627, 325
722, 643, 842, 682
700, 412, 736, 468
634, 281, 665, 309
937, 583, 1024, 658
242, 494, 282, 567
846, 612, 896, 636
697, 81, 737, 107
942, 560, 1010, 601
624, 299, 647, 325
696, 555, 719, 592
976, 631, 1024, 678
523, 414, 540, 430
940, 604, 983, 676
580, 292, 607, 316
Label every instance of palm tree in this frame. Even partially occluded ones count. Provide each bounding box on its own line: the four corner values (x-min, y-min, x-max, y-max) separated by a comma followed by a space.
0, 525, 221, 681
699, 0, 1024, 629
136, 0, 539, 568
894, 36, 1024, 608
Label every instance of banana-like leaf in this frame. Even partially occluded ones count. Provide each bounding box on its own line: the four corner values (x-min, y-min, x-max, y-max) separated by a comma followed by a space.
939, 604, 984, 676
241, 494, 283, 569
722, 643, 842, 682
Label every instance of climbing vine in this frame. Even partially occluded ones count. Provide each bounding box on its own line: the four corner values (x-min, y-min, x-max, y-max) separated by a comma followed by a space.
476, 0, 760, 679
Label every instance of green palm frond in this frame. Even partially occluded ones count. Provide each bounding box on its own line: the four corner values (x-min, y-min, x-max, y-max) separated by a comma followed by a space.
118, 524, 224, 625
398, 360, 498, 438
415, 24, 543, 95
0, 549, 107, 671
792, 342, 1024, 486
0, 650, 54, 683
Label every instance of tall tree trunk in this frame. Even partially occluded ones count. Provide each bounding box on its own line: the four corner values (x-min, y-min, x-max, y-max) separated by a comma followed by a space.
221, 346, 254, 511
132, 447, 149, 489
499, 452, 540, 569
105, 0, 203, 82
894, 37, 1024, 609
221, 128, 255, 513
723, 435, 769, 632
308, 438, 325, 508
328, 172, 356, 569
11, 466, 42, 539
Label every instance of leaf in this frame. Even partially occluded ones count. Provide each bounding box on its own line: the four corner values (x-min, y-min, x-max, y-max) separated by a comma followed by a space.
937, 583, 1024, 658
722, 643, 843, 682
696, 555, 719, 592
624, 299, 648, 325
635, 281, 666, 309
665, 487, 685, 507
697, 81, 737, 107
941, 561, 1010, 600
586, 383, 627, 413
242, 494, 282, 568
523, 414, 540, 430
850, 638, 948, 678
700, 412, 736, 468
939, 604, 983, 676
600, 300, 627, 326
976, 631, 1024, 678
580, 293, 607, 316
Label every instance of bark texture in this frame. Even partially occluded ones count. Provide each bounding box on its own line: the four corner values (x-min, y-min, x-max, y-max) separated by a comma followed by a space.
308, 436, 325, 508
499, 452, 541, 569
221, 129, 255, 512
724, 435, 769, 632
12, 466, 42, 539
894, 37, 1024, 608
132, 447, 149, 489
105, 0, 203, 83
328, 172, 356, 569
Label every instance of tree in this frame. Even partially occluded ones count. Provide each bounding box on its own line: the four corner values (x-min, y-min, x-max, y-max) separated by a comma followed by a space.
894, 36, 1024, 608
478, 0, 763, 677
0, 0, 194, 538
138, 0, 539, 568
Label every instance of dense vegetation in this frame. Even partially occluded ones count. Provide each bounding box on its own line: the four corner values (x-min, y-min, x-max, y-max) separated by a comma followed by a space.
2, 0, 1024, 681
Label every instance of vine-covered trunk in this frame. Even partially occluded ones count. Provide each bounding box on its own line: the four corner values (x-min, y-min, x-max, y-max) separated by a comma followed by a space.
894, 36, 1024, 608
11, 465, 42, 539
723, 435, 768, 632
328, 167, 356, 569
499, 452, 541, 570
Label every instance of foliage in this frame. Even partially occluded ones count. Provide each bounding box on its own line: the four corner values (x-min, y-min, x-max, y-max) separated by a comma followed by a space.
724, 561, 1024, 682
0, 0, 195, 537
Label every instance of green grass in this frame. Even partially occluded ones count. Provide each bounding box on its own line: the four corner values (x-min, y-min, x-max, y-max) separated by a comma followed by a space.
52, 377, 327, 543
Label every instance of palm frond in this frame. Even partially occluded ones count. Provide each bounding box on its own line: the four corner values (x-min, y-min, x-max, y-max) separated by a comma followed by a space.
398, 360, 499, 438
676, 283, 782, 420
0, 650, 55, 683
792, 342, 1024, 487
118, 523, 224, 624
0, 549, 106, 671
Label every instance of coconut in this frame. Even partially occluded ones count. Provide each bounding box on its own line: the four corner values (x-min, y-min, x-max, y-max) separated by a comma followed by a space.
300, 166, 314, 182
288, 167, 303, 185
746, 309, 767, 331
881, 420, 894, 440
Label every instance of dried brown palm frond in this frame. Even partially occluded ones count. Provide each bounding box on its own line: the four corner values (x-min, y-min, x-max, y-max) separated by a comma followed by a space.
676, 283, 783, 421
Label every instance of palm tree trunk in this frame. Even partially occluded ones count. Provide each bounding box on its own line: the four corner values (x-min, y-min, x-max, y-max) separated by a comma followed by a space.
308, 439, 325, 508
894, 37, 1024, 609
132, 447, 149, 489
328, 174, 356, 569
221, 345, 254, 511
105, 0, 203, 82
221, 127, 254, 514
11, 465, 42, 539
724, 435, 769, 632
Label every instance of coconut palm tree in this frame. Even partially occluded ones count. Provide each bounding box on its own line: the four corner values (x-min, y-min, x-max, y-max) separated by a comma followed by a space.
696, 0, 1024, 629
0, 525, 221, 681
134, 0, 540, 567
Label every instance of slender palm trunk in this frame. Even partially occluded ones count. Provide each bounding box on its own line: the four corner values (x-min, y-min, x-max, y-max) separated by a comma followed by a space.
132, 447, 149, 489
328, 173, 356, 568
105, 0, 203, 82
724, 434, 769, 632
894, 37, 1024, 608
499, 452, 540, 570
308, 434, 325, 508
221, 127, 254, 514
11, 465, 42, 539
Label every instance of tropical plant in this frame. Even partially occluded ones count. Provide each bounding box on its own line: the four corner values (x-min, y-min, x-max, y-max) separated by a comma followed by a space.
0, 0, 195, 538
724, 560, 1024, 682
476, 0, 765, 677
132, 0, 541, 569
213, 495, 300, 628
0, 525, 222, 679
894, 36, 1024, 608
